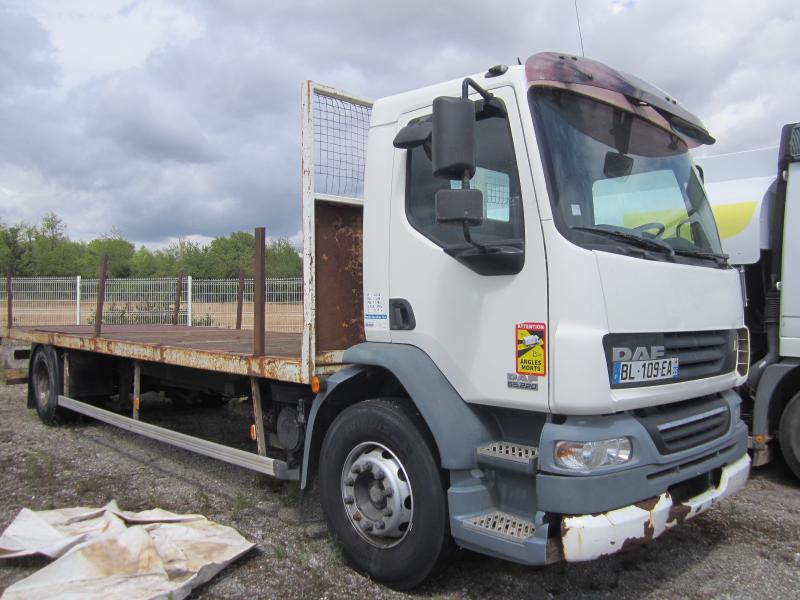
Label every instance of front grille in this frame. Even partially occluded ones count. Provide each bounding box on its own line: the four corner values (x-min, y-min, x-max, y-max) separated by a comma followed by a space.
634, 395, 731, 454
603, 329, 737, 388
663, 330, 734, 380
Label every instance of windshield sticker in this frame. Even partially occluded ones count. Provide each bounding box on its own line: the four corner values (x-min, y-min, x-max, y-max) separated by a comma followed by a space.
571, 204, 582, 216
516, 322, 546, 376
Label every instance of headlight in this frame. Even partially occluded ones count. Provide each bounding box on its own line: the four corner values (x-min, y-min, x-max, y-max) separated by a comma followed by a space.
554, 438, 633, 471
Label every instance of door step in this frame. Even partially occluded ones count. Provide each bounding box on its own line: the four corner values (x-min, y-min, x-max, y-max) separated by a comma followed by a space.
463, 510, 537, 542
477, 441, 538, 473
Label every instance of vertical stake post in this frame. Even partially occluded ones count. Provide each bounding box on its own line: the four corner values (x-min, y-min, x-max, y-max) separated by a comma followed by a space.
133, 361, 141, 421
63, 352, 70, 397
173, 272, 184, 326
94, 255, 108, 337
250, 377, 267, 456
235, 268, 245, 330
6, 272, 12, 328
253, 227, 266, 356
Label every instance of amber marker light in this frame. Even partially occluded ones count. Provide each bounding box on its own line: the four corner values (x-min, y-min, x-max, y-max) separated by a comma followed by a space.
250, 424, 257, 441
311, 376, 322, 394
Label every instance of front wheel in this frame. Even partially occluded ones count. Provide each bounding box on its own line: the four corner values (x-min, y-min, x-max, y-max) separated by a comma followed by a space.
318, 398, 451, 589
779, 391, 800, 479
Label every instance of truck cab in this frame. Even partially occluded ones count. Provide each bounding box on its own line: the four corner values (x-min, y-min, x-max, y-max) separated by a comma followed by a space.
697, 124, 800, 478
311, 53, 750, 584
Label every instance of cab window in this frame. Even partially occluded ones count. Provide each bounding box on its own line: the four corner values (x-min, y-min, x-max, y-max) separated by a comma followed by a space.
406, 114, 524, 248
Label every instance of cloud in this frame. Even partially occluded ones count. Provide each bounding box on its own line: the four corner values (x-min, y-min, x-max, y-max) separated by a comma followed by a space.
0, 0, 798, 247
0, 11, 59, 91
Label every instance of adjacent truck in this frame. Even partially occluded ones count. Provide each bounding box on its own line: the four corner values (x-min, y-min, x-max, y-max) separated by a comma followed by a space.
1, 53, 751, 588
697, 125, 800, 478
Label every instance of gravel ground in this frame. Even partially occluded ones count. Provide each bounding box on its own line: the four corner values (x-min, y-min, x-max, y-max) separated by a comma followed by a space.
1, 382, 799, 599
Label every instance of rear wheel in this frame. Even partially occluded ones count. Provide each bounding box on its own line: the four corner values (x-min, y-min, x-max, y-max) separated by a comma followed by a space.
779, 392, 800, 479
30, 346, 68, 425
318, 398, 451, 589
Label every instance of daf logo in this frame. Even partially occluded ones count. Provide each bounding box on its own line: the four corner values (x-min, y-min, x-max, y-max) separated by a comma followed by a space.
507, 373, 538, 391
612, 345, 666, 361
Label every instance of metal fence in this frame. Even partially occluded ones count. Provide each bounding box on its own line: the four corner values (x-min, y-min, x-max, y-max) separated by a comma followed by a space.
0, 277, 303, 333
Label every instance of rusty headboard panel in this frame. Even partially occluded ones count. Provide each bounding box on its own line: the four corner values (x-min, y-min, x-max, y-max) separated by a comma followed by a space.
314, 202, 365, 352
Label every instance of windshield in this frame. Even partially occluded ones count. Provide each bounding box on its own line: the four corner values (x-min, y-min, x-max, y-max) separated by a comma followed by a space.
530, 87, 724, 262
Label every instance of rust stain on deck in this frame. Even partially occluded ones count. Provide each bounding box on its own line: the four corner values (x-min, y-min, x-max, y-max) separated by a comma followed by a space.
1, 325, 343, 384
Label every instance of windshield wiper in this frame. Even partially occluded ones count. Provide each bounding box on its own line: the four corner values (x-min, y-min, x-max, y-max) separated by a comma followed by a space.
672, 247, 729, 266
572, 226, 676, 259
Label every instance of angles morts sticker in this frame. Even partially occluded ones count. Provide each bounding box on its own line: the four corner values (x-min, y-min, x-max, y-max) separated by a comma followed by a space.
516, 322, 546, 376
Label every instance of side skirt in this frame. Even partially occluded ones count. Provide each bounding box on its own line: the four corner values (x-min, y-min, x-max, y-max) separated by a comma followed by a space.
57, 395, 298, 480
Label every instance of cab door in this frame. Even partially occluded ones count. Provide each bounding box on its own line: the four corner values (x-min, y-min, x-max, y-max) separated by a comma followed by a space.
388, 85, 549, 411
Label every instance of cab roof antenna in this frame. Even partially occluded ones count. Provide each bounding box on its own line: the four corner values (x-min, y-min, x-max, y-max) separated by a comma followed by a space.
574, 0, 586, 57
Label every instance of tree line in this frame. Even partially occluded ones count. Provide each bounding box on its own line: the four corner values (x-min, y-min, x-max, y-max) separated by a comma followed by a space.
0, 213, 302, 279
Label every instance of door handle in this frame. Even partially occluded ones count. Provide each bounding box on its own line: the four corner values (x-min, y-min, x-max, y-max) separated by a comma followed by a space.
389, 298, 416, 331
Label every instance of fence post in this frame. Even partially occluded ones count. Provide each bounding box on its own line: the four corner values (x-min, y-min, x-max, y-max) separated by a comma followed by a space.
187, 275, 192, 327
6, 272, 12, 328
75, 275, 81, 325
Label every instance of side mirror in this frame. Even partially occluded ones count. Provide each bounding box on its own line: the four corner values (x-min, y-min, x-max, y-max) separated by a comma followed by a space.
435, 188, 484, 226
603, 151, 634, 179
431, 96, 476, 180
393, 120, 432, 149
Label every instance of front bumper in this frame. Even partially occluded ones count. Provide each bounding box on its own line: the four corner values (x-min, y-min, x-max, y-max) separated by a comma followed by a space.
537, 389, 747, 514
561, 453, 750, 561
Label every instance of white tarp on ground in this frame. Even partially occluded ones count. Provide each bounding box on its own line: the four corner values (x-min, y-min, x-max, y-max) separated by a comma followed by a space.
0, 501, 255, 599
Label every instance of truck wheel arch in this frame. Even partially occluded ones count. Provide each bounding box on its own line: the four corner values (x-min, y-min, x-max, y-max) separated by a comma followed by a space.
752, 358, 800, 456
301, 343, 495, 489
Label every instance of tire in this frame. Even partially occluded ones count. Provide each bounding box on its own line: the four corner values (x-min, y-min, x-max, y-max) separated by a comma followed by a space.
30, 346, 67, 425
318, 398, 451, 589
779, 392, 800, 479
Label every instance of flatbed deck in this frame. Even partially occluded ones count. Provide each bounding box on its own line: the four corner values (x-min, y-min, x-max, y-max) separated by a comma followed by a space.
1, 324, 345, 383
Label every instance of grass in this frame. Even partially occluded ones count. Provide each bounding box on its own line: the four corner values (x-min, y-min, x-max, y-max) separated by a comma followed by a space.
194, 488, 212, 514
75, 475, 103, 496
230, 490, 255, 520
274, 543, 288, 560
298, 545, 313, 567
147, 487, 162, 508
22, 450, 56, 487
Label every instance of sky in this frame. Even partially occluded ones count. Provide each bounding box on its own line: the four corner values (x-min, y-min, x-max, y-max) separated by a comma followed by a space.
1, 0, 798, 248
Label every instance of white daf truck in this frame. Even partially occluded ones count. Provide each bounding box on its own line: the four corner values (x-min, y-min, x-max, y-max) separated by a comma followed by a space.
697, 125, 800, 478
3, 53, 750, 588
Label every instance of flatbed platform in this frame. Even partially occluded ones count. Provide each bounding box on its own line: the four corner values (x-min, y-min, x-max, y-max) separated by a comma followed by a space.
1, 324, 345, 383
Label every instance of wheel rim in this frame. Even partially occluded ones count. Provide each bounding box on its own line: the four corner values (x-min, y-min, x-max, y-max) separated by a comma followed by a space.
340, 441, 414, 548
33, 358, 52, 409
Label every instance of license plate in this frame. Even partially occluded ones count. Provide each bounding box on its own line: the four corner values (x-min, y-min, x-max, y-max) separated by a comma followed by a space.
612, 357, 679, 384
